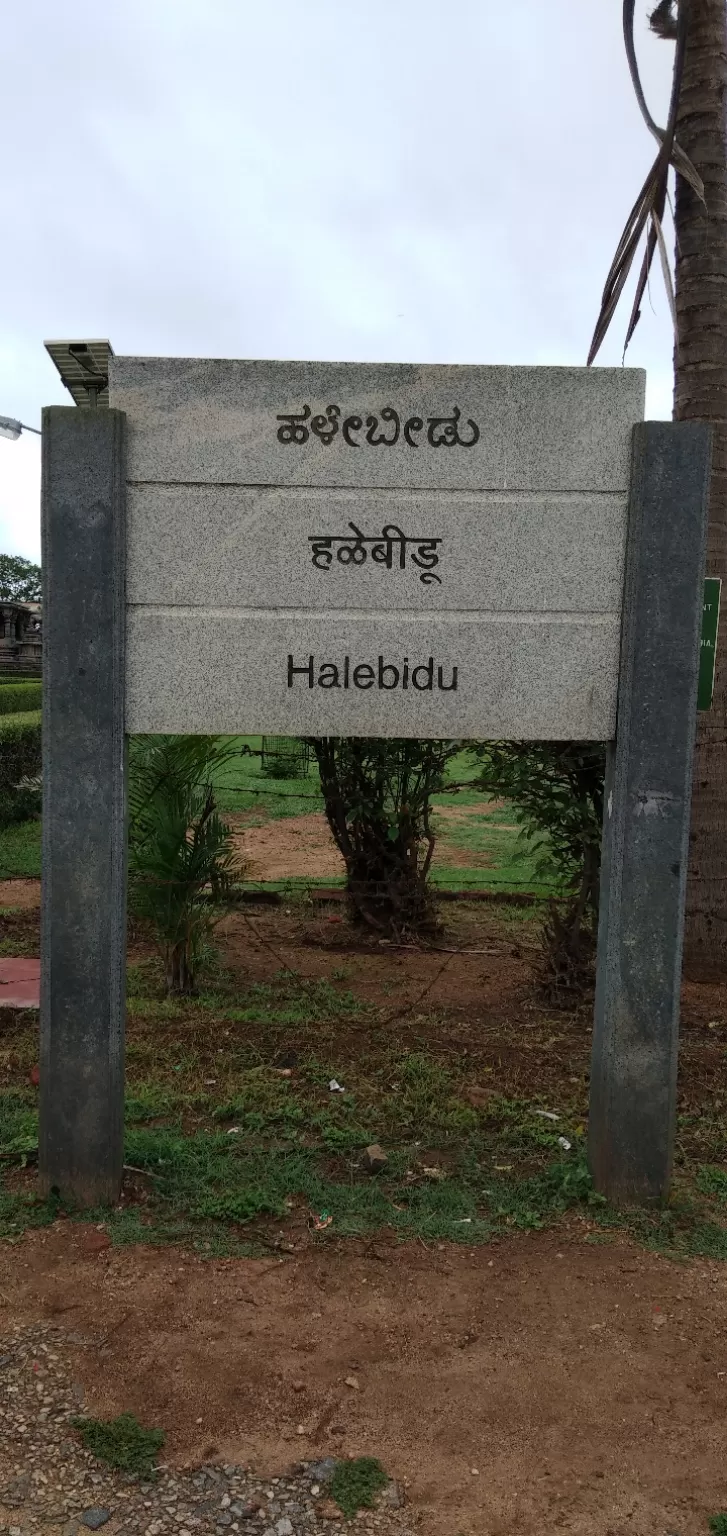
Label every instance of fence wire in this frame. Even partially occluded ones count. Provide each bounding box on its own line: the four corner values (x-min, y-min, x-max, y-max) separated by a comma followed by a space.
211, 776, 560, 901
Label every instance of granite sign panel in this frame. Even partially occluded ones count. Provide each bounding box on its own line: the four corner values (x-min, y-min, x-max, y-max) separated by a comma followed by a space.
109, 359, 646, 738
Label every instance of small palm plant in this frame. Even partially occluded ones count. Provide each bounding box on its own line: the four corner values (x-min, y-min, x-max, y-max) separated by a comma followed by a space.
128, 735, 243, 994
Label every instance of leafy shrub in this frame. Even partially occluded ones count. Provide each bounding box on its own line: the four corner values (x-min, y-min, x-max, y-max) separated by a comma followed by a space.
0, 712, 42, 825
472, 741, 606, 1001
0, 682, 42, 716
309, 737, 459, 936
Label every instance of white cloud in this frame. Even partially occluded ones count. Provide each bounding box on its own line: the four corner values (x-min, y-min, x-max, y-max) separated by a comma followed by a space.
1, 0, 678, 560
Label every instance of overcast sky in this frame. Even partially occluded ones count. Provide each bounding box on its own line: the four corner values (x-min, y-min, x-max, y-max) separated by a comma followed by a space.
1, 0, 676, 563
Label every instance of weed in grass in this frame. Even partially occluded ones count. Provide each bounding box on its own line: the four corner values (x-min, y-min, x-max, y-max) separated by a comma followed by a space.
125, 1082, 177, 1124
314, 1119, 371, 1156
685, 1223, 727, 1260
593, 1190, 727, 1261
697, 1166, 727, 1203
79, 1204, 263, 1258
0, 818, 42, 879
329, 1457, 389, 1518
73, 1413, 165, 1477
0, 1090, 38, 1158
0, 1190, 59, 1241
0, 909, 40, 958
192, 1187, 287, 1222
384, 1053, 479, 1140
209, 1065, 307, 1130
120, 1117, 603, 1248
127, 996, 191, 1021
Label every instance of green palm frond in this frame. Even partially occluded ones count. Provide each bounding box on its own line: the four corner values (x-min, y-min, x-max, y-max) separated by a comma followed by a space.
128, 736, 243, 993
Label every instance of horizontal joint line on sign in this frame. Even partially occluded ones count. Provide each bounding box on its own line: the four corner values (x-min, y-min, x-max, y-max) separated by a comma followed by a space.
126, 605, 620, 625
125, 480, 626, 499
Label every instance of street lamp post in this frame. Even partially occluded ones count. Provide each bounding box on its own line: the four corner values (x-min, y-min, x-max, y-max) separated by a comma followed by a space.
0, 416, 41, 440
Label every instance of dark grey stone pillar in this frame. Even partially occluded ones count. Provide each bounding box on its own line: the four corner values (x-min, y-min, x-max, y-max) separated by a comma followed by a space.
589, 421, 712, 1206
39, 407, 127, 1206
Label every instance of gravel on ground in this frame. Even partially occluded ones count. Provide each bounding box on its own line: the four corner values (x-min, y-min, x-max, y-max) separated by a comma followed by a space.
0, 1327, 414, 1536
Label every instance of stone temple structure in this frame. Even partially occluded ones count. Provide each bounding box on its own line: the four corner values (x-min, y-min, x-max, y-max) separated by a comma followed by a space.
0, 601, 42, 677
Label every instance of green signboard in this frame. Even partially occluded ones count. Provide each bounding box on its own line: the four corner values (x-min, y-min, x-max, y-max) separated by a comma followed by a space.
698, 577, 722, 711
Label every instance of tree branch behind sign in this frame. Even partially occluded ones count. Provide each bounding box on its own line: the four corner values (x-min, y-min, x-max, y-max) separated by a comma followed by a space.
309, 737, 459, 938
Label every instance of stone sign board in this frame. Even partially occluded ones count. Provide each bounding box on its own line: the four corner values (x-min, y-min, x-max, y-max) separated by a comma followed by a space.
109, 359, 646, 738
39, 346, 713, 1216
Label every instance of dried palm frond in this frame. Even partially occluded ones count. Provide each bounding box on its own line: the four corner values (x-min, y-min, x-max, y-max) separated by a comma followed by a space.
649, 1, 679, 39
588, 0, 704, 365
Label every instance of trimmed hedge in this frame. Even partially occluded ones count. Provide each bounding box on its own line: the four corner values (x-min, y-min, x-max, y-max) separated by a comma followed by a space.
0, 681, 42, 716
0, 706, 41, 823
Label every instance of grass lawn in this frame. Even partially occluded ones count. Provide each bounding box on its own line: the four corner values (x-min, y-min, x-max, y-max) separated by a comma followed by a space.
210, 735, 323, 820
0, 818, 42, 879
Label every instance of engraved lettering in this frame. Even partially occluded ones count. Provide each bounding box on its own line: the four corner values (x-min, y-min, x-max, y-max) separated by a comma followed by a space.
276, 405, 311, 444
310, 404, 340, 444
308, 523, 443, 585
365, 406, 400, 445
342, 414, 363, 446
335, 523, 367, 565
287, 654, 314, 687
286, 654, 460, 691
275, 405, 478, 449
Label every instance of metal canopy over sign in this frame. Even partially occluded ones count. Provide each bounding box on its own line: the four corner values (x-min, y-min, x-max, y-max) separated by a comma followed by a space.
45, 339, 113, 408
109, 357, 645, 740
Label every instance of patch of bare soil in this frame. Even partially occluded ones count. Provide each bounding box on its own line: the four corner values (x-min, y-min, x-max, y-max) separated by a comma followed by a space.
232, 813, 344, 881
0, 878, 41, 910
230, 799, 509, 883
2, 1227, 727, 1536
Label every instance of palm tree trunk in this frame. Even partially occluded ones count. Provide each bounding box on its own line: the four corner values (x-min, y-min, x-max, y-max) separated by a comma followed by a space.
676, 0, 727, 978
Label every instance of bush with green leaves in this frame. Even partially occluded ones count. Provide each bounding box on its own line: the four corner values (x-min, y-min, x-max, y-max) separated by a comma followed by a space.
0, 681, 42, 716
310, 737, 459, 936
0, 711, 42, 827
128, 735, 244, 994
472, 741, 606, 1000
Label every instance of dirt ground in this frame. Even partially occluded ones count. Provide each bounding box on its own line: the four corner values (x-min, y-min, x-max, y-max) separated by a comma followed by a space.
4, 857, 727, 1535
1, 875, 725, 1124
231, 802, 507, 882
2, 1225, 727, 1536
0, 878, 41, 910
233, 812, 344, 881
